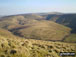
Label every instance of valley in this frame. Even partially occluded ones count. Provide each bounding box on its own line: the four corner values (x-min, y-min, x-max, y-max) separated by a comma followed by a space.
0, 13, 76, 42
0, 12, 76, 57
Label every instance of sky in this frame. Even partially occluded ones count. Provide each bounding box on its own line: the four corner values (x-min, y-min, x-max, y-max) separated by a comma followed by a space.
0, 0, 76, 15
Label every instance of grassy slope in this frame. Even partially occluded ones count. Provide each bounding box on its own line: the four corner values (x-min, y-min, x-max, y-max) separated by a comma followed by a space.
64, 34, 76, 43
14, 20, 71, 41
0, 15, 76, 57
45, 14, 76, 43
0, 34, 76, 57
0, 29, 16, 38
0, 14, 76, 43
0, 15, 71, 41
39, 14, 76, 43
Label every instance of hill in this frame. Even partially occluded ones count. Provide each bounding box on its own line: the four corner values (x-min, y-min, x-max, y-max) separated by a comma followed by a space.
41, 14, 76, 33
0, 13, 76, 43
41, 13, 76, 43
12, 20, 70, 41
0, 16, 71, 41
1, 13, 76, 33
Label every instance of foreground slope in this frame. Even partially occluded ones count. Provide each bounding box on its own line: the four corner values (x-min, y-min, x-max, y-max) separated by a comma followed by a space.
0, 34, 76, 57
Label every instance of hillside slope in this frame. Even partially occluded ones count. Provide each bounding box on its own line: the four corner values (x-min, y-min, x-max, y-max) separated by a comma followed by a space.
64, 34, 76, 43
0, 16, 71, 41
0, 29, 16, 38
0, 34, 76, 57
41, 14, 76, 33
0, 13, 76, 42
13, 20, 71, 41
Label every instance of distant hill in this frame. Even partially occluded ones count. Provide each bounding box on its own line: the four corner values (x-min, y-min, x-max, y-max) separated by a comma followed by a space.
34, 12, 63, 16
40, 14, 76, 33
11, 20, 70, 41
55, 14, 76, 33
0, 15, 71, 41
0, 12, 76, 42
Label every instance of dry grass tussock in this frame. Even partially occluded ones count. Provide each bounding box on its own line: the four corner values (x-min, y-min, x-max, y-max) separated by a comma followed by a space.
0, 35, 76, 57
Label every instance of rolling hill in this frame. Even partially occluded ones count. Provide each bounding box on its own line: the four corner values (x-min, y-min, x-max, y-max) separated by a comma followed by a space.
0, 12, 76, 43
0, 15, 71, 41
41, 14, 76, 33
40, 13, 76, 43
12, 20, 70, 41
